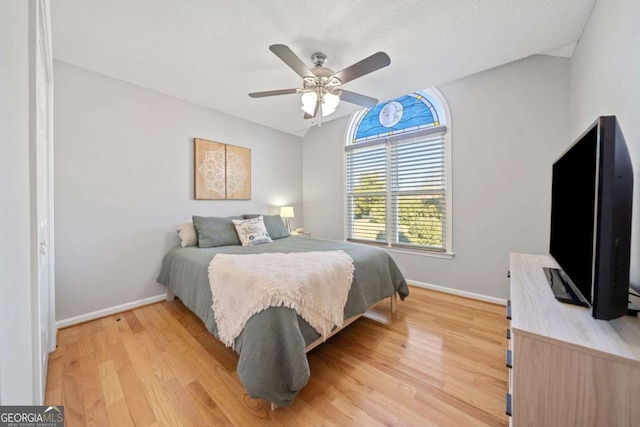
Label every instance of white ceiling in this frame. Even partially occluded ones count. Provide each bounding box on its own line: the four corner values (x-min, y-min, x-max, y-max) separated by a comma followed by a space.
50, 0, 596, 137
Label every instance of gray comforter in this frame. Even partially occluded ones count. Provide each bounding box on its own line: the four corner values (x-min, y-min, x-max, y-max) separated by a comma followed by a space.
156, 236, 408, 407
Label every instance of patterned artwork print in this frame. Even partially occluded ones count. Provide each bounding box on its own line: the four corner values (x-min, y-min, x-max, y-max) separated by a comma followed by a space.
194, 138, 251, 200
225, 151, 249, 197
352, 90, 446, 143
199, 146, 226, 198
225, 144, 251, 200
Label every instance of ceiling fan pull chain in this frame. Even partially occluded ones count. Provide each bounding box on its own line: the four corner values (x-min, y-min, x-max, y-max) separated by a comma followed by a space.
317, 92, 323, 127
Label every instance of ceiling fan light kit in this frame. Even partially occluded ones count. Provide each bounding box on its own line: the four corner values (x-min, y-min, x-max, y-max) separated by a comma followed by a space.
300, 91, 340, 117
249, 44, 390, 121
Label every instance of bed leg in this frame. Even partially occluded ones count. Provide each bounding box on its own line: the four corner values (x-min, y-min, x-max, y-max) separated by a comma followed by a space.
270, 402, 279, 411
166, 289, 175, 302
390, 292, 398, 313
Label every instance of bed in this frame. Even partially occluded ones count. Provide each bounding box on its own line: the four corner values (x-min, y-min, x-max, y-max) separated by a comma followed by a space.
156, 235, 409, 407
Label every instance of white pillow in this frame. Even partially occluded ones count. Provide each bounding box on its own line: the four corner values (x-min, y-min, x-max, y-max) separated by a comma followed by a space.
176, 223, 197, 248
232, 216, 273, 246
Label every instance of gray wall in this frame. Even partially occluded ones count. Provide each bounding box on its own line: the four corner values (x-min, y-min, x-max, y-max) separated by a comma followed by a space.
303, 55, 571, 299
54, 61, 303, 321
0, 1, 35, 403
571, 0, 640, 291
302, 116, 350, 240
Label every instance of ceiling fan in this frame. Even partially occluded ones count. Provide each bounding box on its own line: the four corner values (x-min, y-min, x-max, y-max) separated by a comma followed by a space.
249, 44, 390, 120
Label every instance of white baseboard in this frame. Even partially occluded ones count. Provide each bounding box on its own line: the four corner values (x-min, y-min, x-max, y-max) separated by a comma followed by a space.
55, 282, 505, 328
408, 279, 508, 306
56, 294, 167, 329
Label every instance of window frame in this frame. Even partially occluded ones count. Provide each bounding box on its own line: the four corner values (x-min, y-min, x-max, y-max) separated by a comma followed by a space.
343, 88, 453, 257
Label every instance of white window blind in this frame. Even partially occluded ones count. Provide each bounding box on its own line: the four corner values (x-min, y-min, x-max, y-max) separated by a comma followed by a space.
346, 126, 447, 251
346, 141, 388, 244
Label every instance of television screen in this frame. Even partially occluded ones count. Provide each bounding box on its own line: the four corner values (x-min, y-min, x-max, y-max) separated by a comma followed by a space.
548, 116, 633, 320
549, 126, 598, 302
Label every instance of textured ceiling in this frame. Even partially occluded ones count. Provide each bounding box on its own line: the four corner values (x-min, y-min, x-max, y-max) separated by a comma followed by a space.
51, 0, 596, 137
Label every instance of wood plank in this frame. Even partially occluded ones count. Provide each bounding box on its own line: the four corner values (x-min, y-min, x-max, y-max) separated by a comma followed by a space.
184, 380, 233, 426
45, 286, 509, 425
98, 361, 125, 405
92, 330, 112, 365
161, 348, 197, 386
141, 322, 171, 353
123, 311, 145, 334
77, 352, 110, 426
100, 315, 127, 345
60, 373, 85, 427
133, 331, 175, 382
57, 324, 79, 347
514, 331, 640, 426
330, 394, 389, 426
163, 378, 211, 426
104, 399, 135, 427
111, 341, 158, 426
138, 373, 184, 426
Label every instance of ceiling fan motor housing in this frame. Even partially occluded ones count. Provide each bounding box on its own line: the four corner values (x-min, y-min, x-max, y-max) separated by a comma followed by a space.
311, 52, 327, 67
309, 52, 341, 86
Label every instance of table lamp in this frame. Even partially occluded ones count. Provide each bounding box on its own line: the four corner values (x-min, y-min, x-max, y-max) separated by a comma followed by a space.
280, 206, 294, 232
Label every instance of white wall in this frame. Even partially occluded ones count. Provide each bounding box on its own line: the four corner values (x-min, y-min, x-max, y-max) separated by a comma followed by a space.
0, 1, 35, 404
54, 61, 303, 321
303, 55, 571, 299
571, 0, 640, 291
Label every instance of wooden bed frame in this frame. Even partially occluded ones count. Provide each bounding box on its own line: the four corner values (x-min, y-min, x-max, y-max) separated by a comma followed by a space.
166, 289, 397, 353
165, 288, 398, 410
303, 291, 397, 352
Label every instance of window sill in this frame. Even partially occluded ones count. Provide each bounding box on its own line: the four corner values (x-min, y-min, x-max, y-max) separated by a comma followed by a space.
346, 239, 455, 259
386, 247, 455, 259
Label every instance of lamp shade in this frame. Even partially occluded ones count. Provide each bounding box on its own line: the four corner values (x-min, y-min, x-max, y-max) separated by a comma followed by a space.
280, 206, 295, 218
322, 92, 340, 116
301, 92, 317, 116
300, 91, 340, 117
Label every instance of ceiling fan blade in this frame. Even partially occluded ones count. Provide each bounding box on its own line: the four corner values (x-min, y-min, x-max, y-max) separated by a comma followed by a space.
269, 44, 314, 79
339, 90, 379, 108
248, 88, 299, 98
332, 52, 390, 85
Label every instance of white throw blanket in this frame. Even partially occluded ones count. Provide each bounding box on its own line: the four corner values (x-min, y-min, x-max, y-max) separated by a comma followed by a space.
208, 251, 354, 349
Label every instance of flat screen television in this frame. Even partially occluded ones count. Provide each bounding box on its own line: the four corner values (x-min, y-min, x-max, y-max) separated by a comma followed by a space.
545, 115, 634, 320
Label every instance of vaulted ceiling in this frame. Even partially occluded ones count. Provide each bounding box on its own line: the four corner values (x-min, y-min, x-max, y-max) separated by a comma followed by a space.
51, 0, 596, 136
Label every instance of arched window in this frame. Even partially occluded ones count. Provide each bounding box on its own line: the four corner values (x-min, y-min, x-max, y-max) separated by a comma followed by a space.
345, 89, 452, 254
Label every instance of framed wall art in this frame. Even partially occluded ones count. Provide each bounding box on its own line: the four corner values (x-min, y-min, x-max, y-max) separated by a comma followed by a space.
194, 138, 251, 200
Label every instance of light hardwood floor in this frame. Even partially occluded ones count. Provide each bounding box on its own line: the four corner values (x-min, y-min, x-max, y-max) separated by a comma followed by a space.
45, 286, 509, 426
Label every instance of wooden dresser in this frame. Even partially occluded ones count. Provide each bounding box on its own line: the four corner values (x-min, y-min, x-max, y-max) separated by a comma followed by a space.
507, 253, 640, 426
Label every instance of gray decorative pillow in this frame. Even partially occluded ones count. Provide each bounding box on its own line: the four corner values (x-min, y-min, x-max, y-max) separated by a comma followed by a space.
243, 214, 290, 239
193, 216, 242, 248
232, 216, 273, 246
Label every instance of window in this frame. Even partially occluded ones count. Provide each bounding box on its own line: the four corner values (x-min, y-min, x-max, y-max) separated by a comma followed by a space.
345, 89, 451, 254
